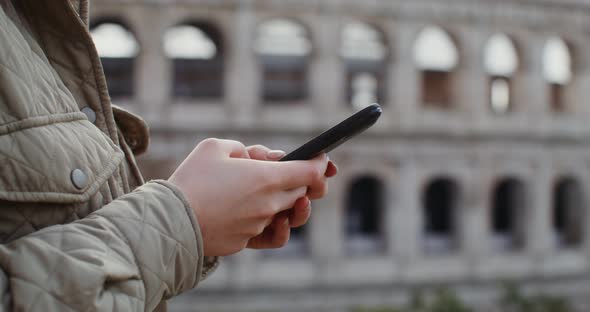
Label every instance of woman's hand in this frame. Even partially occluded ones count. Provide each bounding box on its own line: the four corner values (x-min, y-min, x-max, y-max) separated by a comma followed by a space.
168, 139, 335, 256
244, 145, 338, 249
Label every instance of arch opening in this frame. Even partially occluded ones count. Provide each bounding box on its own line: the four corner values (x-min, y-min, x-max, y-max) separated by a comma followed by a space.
423, 177, 459, 254
90, 21, 139, 98
414, 26, 459, 109
345, 176, 385, 255
543, 37, 572, 112
553, 178, 584, 248
484, 34, 519, 114
255, 18, 311, 102
491, 178, 527, 251
164, 23, 224, 99
341, 22, 387, 110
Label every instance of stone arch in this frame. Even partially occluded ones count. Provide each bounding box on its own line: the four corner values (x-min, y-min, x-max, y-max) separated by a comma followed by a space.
543, 37, 573, 112
413, 26, 459, 109
255, 18, 312, 102
422, 176, 460, 254
484, 33, 519, 114
345, 175, 385, 255
90, 17, 140, 98
164, 21, 224, 98
491, 177, 527, 251
340, 21, 388, 110
553, 176, 584, 248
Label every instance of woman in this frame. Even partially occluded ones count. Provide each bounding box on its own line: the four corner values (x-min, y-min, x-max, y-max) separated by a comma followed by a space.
0, 0, 336, 310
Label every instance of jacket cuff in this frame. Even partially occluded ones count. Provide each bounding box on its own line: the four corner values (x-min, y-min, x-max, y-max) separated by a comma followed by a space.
150, 180, 220, 281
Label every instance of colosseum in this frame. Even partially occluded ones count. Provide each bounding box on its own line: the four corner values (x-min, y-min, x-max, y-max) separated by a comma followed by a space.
89, 0, 590, 310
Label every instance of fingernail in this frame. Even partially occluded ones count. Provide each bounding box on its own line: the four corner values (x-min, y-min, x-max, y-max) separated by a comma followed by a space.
326, 154, 330, 161
283, 218, 290, 226
267, 150, 286, 159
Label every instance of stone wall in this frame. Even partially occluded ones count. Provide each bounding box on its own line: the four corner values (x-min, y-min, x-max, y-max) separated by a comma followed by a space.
90, 0, 590, 310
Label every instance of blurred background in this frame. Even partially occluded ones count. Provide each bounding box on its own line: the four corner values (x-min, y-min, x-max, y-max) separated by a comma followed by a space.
89, 0, 590, 311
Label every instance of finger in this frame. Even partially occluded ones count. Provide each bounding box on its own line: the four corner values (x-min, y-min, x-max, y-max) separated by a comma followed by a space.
247, 145, 271, 160
275, 186, 308, 213
270, 216, 291, 247
267, 150, 286, 160
261, 215, 275, 229
247, 216, 290, 249
307, 175, 327, 200
325, 160, 338, 177
246, 232, 267, 249
289, 197, 311, 228
246, 145, 286, 161
201, 138, 249, 159
271, 154, 329, 189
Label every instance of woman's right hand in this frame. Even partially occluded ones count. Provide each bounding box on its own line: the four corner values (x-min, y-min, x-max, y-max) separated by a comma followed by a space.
168, 138, 330, 257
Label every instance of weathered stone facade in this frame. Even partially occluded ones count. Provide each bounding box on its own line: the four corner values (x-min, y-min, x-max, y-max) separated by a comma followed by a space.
90, 0, 590, 310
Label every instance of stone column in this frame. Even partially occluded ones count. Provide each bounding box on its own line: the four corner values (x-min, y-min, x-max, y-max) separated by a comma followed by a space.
384, 162, 399, 258
388, 22, 420, 131
513, 33, 548, 124
310, 160, 346, 282
453, 27, 488, 122
308, 15, 345, 124
567, 38, 590, 114
226, 1, 260, 127
134, 9, 170, 120
459, 168, 490, 260
391, 158, 420, 263
580, 166, 590, 255
527, 158, 553, 257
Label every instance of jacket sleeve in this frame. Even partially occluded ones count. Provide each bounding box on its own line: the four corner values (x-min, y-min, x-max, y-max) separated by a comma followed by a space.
0, 180, 209, 311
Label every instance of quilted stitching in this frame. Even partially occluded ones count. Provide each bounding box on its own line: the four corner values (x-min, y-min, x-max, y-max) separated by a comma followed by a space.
23, 0, 122, 145
3, 224, 145, 311
0, 8, 79, 122
0, 121, 126, 203
0, 1, 214, 311
95, 183, 202, 303
0, 0, 126, 204
0, 181, 205, 311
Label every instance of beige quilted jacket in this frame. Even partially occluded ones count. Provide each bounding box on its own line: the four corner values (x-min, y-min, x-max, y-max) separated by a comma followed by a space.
0, 0, 216, 310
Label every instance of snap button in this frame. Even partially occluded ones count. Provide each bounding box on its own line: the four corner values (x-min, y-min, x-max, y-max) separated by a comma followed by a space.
71, 169, 88, 190
81, 107, 97, 124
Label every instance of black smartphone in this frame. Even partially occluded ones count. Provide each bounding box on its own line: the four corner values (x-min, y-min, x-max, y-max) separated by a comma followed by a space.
280, 103, 382, 162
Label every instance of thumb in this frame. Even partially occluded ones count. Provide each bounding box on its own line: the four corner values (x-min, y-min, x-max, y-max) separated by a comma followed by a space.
272, 154, 329, 189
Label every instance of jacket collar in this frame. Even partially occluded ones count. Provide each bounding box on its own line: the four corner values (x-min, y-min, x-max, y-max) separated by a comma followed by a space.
68, 0, 89, 26
18, 0, 89, 38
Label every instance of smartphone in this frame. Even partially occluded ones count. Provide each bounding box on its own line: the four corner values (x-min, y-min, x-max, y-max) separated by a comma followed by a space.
279, 103, 382, 162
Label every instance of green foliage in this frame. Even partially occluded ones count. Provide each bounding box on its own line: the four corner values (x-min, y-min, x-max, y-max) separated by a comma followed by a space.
427, 289, 473, 312
352, 283, 572, 312
353, 288, 472, 312
352, 307, 402, 312
500, 281, 572, 312
407, 289, 426, 310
